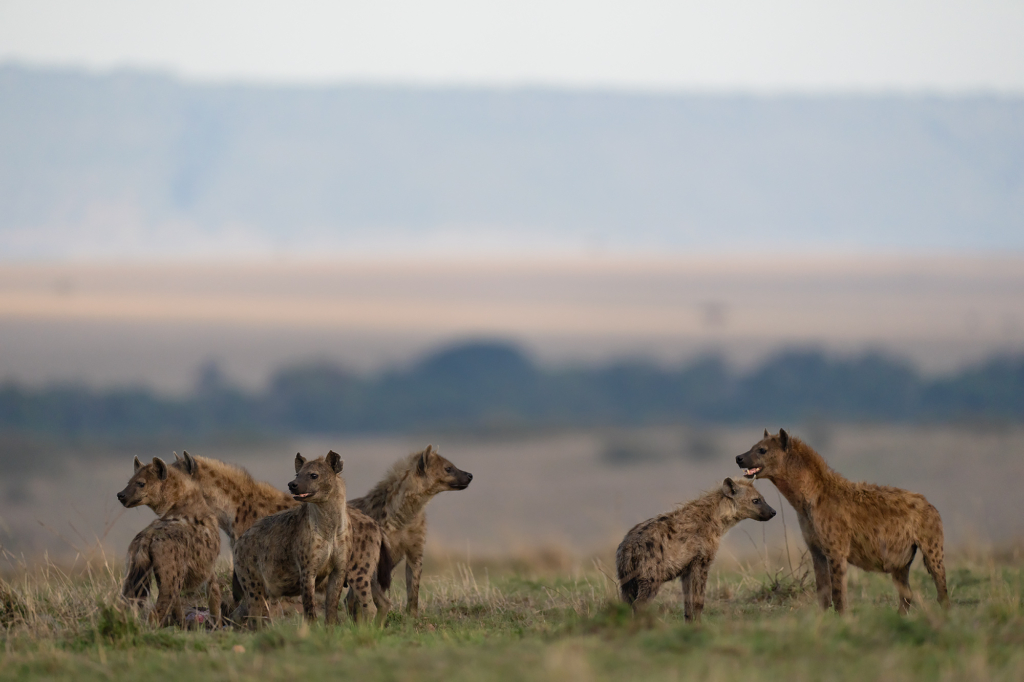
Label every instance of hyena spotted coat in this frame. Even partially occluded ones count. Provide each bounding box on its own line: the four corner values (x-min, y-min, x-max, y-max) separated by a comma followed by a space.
172, 451, 392, 623
232, 452, 380, 627
348, 445, 472, 616
617, 478, 775, 621
117, 456, 222, 627
736, 429, 949, 614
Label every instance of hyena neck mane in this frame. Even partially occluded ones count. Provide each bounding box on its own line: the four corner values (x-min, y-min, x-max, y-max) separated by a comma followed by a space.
772, 437, 845, 511
674, 489, 737, 536
360, 453, 435, 533
161, 472, 212, 519
192, 456, 294, 519
301, 482, 348, 537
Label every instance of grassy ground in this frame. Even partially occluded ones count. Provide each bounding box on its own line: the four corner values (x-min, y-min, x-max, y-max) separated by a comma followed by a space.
1, 549, 1023, 681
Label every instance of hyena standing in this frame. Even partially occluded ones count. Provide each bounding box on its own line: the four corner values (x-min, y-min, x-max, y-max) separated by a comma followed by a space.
617, 478, 775, 621
736, 429, 949, 614
117, 456, 222, 627
348, 445, 472, 616
172, 451, 392, 623
231, 452, 379, 627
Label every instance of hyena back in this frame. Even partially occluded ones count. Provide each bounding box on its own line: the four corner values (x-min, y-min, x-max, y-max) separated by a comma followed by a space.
117, 456, 222, 627
616, 478, 775, 621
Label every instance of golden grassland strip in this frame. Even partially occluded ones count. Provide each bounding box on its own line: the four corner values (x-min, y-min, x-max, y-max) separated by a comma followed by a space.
0, 548, 1023, 682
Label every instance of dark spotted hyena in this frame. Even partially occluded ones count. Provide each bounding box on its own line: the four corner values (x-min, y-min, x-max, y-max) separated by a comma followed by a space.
736, 429, 948, 614
117, 456, 222, 627
617, 478, 775, 621
348, 444, 472, 616
231, 452, 381, 627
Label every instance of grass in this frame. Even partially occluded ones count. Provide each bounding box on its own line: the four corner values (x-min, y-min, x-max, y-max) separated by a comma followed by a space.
1, 548, 1023, 681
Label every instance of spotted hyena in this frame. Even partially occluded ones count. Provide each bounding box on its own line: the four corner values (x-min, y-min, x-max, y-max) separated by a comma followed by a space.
736, 429, 949, 614
617, 477, 775, 621
117, 456, 222, 627
348, 444, 472, 616
231, 452, 382, 627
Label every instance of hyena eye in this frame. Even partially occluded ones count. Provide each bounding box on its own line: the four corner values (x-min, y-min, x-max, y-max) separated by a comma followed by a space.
445, 466, 453, 474
758, 447, 767, 454
753, 498, 761, 504
136, 481, 145, 488
310, 473, 318, 480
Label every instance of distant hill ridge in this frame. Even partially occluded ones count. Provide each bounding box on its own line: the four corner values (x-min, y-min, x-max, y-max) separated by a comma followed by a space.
1, 342, 1022, 444
2, 65, 1023, 257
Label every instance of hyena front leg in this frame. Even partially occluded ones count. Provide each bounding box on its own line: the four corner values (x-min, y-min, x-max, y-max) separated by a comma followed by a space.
828, 553, 849, 614
324, 568, 344, 626
405, 553, 423, 616
300, 568, 318, 623
679, 566, 693, 621
808, 544, 833, 610
688, 559, 711, 623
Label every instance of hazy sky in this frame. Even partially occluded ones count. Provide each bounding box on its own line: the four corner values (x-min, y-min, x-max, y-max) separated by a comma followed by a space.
2, 0, 1023, 92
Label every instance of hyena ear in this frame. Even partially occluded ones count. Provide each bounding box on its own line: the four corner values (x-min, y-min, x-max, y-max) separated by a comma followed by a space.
294, 453, 306, 473
183, 451, 197, 475
133, 456, 143, 473
779, 429, 790, 450
173, 451, 182, 463
721, 477, 739, 498
327, 450, 343, 474
417, 445, 434, 475
152, 457, 168, 480
763, 428, 770, 439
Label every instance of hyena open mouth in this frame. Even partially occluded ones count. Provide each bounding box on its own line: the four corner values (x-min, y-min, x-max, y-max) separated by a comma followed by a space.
743, 467, 762, 479
293, 492, 315, 501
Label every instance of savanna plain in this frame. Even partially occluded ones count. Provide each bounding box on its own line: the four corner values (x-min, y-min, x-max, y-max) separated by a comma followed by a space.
1, 546, 1023, 681
2, 425, 1024, 681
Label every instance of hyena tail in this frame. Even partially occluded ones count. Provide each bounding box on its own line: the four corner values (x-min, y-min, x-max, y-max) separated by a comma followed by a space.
377, 536, 394, 593
615, 544, 639, 604
232, 570, 244, 606
121, 537, 154, 603
619, 577, 639, 605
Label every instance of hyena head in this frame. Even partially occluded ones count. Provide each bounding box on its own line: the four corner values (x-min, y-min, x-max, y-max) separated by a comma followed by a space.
288, 450, 345, 504
735, 428, 793, 483
721, 477, 776, 521
117, 456, 183, 513
416, 445, 473, 494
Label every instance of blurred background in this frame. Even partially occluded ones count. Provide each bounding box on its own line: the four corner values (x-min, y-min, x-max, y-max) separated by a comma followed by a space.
1, 0, 1023, 563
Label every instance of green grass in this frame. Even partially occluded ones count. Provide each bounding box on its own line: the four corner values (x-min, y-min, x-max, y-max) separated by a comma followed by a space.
1, 551, 1023, 681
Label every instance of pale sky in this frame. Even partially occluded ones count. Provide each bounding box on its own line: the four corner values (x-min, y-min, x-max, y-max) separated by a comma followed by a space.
1, 0, 1023, 92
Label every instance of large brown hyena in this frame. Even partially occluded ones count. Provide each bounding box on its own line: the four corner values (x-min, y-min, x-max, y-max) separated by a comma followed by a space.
736, 429, 949, 614
348, 444, 472, 616
231, 452, 380, 627
616, 478, 775, 621
117, 456, 222, 627
172, 451, 392, 623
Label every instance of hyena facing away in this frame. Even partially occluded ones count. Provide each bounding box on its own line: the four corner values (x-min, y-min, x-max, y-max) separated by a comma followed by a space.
616, 478, 775, 621
172, 451, 392, 624
348, 444, 473, 616
231, 452, 379, 628
117, 456, 222, 627
736, 429, 949, 614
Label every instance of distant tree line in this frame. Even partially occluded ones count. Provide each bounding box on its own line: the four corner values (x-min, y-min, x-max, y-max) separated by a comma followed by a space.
1, 342, 1022, 440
